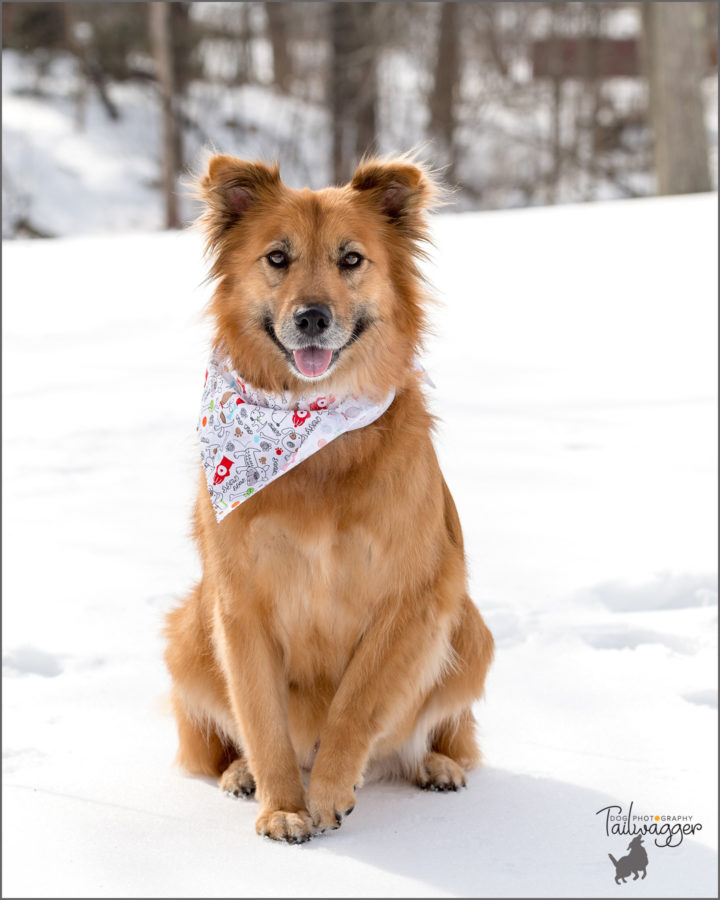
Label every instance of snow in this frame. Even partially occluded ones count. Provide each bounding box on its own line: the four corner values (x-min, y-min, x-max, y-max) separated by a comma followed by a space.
2, 193, 717, 897
2, 52, 164, 237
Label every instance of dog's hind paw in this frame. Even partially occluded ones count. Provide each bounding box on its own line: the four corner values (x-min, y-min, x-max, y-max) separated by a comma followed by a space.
416, 751, 467, 792
219, 757, 256, 798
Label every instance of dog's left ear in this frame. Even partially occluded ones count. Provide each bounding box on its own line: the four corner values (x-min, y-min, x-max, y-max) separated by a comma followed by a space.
350, 158, 436, 230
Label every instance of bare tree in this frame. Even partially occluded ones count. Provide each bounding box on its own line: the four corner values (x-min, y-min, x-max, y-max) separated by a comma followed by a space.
149, 1, 181, 229
64, 2, 120, 127
64, 2, 89, 131
641, 1, 711, 195
265, 2, 293, 93
429, 1, 460, 180
330, 2, 378, 183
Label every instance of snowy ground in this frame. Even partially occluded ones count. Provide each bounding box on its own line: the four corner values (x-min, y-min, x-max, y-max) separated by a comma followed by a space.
2, 193, 717, 897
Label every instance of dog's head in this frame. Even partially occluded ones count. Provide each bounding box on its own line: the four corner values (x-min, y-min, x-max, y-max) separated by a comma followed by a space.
197, 154, 438, 398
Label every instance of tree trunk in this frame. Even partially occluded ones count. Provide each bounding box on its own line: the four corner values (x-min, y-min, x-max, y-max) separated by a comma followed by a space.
330, 2, 378, 184
266, 2, 292, 93
642, 2, 711, 195
169, 2, 191, 173
150, 1, 181, 229
429, 1, 460, 179
63, 3, 88, 132
547, 1, 565, 204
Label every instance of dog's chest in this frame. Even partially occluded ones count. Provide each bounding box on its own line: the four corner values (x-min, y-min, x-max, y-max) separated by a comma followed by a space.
245, 515, 384, 680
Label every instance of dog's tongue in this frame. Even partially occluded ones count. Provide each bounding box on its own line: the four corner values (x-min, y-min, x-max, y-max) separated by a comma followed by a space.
293, 347, 333, 377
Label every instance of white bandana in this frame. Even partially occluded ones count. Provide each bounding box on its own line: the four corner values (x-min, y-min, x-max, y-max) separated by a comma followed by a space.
198, 351, 395, 521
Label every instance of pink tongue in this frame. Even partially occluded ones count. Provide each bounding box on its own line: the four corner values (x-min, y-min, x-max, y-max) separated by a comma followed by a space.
293, 347, 333, 377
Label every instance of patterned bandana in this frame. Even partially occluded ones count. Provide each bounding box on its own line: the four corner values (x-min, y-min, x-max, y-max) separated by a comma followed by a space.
198, 351, 396, 521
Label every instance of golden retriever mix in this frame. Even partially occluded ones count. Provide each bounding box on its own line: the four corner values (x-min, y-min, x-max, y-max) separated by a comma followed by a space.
165, 154, 494, 843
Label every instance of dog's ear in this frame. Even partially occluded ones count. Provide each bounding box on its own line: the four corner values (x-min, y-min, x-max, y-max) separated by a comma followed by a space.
197, 155, 281, 254
350, 157, 436, 237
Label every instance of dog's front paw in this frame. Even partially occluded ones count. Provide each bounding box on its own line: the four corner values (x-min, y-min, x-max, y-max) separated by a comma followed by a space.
308, 779, 356, 833
255, 808, 314, 844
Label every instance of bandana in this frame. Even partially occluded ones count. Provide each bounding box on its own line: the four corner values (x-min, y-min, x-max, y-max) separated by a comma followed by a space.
197, 351, 396, 521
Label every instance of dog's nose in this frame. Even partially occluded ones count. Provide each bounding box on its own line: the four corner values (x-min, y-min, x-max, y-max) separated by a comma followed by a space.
293, 305, 332, 338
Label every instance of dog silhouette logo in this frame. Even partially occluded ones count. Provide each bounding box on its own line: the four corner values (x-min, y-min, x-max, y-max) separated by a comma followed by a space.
608, 834, 649, 884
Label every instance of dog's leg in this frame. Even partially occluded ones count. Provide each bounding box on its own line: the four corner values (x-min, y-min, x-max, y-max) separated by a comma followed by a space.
412, 710, 478, 791
307, 607, 445, 829
166, 586, 240, 777
430, 709, 482, 769
171, 691, 237, 776
214, 607, 313, 843
411, 598, 493, 790
309, 590, 493, 829
308, 559, 480, 832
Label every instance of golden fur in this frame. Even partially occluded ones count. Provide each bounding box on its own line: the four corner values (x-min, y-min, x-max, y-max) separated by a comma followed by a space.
165, 154, 494, 843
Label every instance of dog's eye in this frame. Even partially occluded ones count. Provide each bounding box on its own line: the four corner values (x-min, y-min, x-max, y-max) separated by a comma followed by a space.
267, 250, 288, 268
340, 251, 363, 269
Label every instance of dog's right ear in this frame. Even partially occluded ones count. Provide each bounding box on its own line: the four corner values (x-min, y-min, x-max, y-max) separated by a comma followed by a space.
197, 155, 281, 254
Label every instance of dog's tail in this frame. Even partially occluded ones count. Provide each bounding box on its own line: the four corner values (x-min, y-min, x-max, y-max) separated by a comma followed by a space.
608, 854, 618, 869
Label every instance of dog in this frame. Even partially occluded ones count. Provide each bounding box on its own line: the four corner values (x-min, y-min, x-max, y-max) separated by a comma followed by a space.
164, 153, 494, 843
609, 835, 649, 883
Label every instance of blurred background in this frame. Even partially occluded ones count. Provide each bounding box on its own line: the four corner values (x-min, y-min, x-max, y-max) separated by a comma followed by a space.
3, 7, 717, 894
2, 0, 717, 238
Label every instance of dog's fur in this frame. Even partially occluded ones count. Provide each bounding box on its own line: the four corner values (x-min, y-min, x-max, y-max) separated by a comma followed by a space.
164, 154, 494, 843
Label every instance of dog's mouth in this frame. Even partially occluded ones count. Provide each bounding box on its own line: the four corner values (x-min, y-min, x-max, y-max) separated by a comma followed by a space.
264, 317, 369, 380
292, 346, 334, 377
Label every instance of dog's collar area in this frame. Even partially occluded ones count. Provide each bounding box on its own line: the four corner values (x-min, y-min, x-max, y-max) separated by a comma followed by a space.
198, 352, 396, 521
